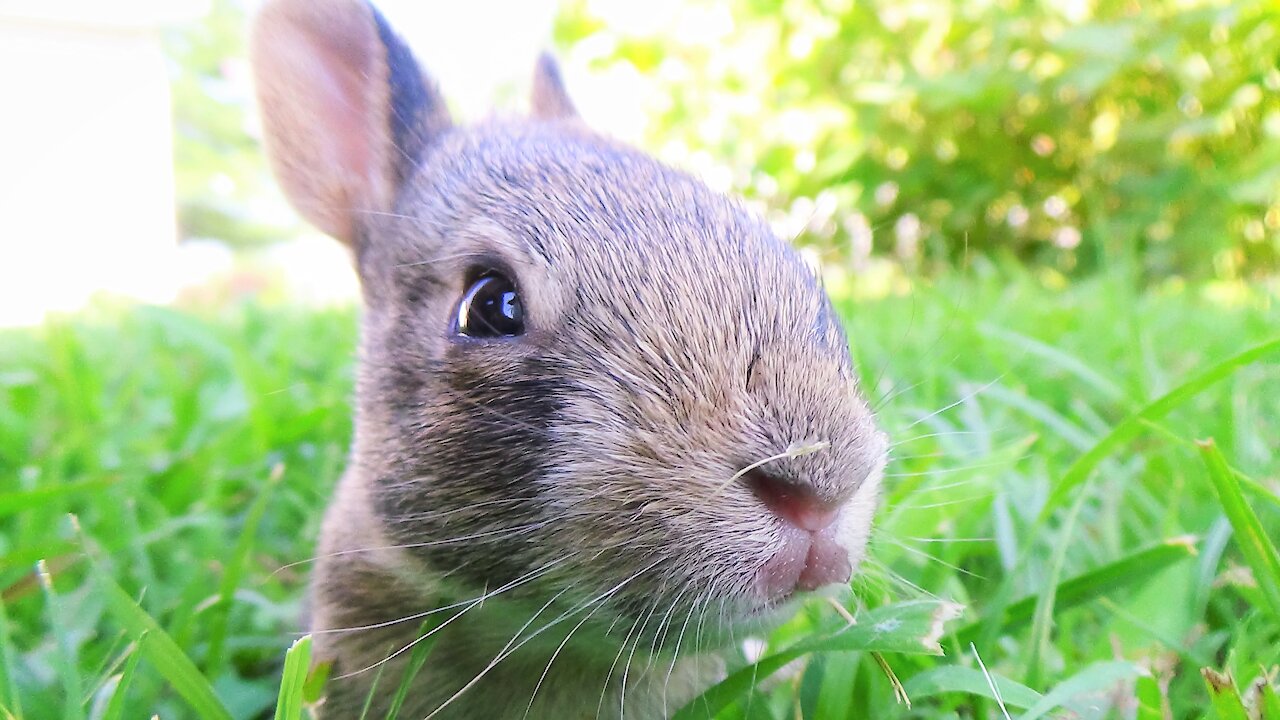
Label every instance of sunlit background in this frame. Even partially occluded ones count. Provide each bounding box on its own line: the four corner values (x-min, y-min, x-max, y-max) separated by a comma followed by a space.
2, 0, 1276, 325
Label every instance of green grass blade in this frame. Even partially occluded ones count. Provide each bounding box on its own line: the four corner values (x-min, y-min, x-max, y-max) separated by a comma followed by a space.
98, 640, 143, 720
955, 536, 1197, 646
1259, 680, 1280, 720
1095, 598, 1212, 667
979, 384, 1095, 451
84, 544, 233, 720
1201, 668, 1250, 720
1198, 439, 1280, 620
978, 323, 1127, 402
0, 596, 23, 720
303, 660, 332, 704
38, 560, 85, 720
1139, 420, 1280, 510
0, 479, 118, 519
1017, 661, 1144, 720
386, 620, 442, 720
1134, 674, 1164, 720
674, 601, 962, 720
1025, 485, 1088, 689
1040, 337, 1280, 520
273, 635, 312, 720
808, 652, 859, 720
903, 665, 1042, 709
205, 463, 284, 674
355, 662, 388, 720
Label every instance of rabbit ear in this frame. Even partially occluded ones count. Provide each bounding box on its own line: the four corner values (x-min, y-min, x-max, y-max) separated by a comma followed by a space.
251, 0, 451, 245
530, 52, 579, 121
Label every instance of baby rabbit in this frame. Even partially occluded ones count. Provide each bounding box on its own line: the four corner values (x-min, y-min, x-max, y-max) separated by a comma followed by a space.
250, 0, 888, 717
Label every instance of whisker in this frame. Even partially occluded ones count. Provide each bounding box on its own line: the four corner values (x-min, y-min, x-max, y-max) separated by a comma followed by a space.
597, 612, 646, 718
885, 450, 949, 462
426, 557, 664, 719
647, 582, 694, 668
860, 558, 940, 601
620, 590, 672, 718
880, 537, 987, 579
895, 476, 992, 494
895, 536, 993, 544
889, 430, 984, 448
896, 376, 1006, 433
432, 584, 579, 715
871, 378, 925, 413
662, 590, 705, 717
270, 522, 547, 577
883, 459, 1013, 479
332, 555, 574, 680
334, 595, 477, 680
393, 251, 498, 268
890, 492, 995, 511
522, 598, 611, 719
313, 556, 567, 636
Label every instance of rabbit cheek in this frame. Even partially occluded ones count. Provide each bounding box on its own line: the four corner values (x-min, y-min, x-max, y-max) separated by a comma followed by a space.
370, 356, 566, 590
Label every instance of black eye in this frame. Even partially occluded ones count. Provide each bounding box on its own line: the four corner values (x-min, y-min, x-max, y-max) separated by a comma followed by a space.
455, 273, 524, 338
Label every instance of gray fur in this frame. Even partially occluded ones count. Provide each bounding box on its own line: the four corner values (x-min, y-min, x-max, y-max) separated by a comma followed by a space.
251, 2, 888, 717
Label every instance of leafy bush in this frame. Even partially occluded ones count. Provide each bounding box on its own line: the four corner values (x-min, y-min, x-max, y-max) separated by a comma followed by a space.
556, 0, 1280, 281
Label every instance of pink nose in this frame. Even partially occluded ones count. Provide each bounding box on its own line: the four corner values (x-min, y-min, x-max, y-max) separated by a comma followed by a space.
746, 469, 840, 532
747, 470, 853, 599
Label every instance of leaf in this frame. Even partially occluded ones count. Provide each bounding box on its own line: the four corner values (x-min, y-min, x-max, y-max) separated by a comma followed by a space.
955, 537, 1198, 644
1139, 420, 1280, 510
303, 660, 332, 705
1201, 668, 1249, 720
1259, 679, 1280, 720
85, 546, 233, 720
1018, 661, 1145, 720
1134, 674, 1164, 720
0, 596, 23, 718
978, 324, 1126, 402
99, 642, 143, 720
273, 635, 311, 720
205, 462, 284, 674
903, 666, 1042, 709
809, 652, 859, 720
385, 619, 442, 720
1026, 484, 1089, 688
1041, 337, 1280, 520
355, 663, 388, 720
0, 479, 118, 518
37, 559, 85, 720
1198, 439, 1280, 621
673, 601, 963, 720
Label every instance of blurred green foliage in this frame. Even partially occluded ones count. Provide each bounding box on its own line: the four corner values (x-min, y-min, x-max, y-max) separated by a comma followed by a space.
556, 0, 1280, 281
162, 0, 1280, 280
164, 0, 296, 247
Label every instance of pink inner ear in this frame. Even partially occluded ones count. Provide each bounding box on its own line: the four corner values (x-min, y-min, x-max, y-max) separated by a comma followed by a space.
253, 0, 390, 243
306, 36, 375, 210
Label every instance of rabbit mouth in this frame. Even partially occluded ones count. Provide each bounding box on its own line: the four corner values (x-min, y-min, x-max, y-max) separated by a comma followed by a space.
753, 522, 854, 602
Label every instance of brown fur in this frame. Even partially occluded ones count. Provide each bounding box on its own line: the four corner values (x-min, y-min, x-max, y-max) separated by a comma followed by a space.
251, 2, 888, 718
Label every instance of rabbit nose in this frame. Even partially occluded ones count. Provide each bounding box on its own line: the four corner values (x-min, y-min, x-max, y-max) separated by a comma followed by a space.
746, 469, 854, 599
745, 468, 840, 532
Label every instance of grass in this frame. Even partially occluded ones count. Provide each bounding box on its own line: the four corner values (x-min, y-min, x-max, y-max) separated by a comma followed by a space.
0, 268, 1277, 718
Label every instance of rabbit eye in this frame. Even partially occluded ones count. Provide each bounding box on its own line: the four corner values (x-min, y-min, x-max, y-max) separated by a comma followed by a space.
455, 273, 524, 338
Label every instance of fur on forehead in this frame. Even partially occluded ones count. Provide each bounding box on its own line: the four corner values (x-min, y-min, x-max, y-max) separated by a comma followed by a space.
369, 120, 845, 355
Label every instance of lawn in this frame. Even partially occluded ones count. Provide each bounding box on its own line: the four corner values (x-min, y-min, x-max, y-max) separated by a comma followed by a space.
1, 268, 1278, 718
